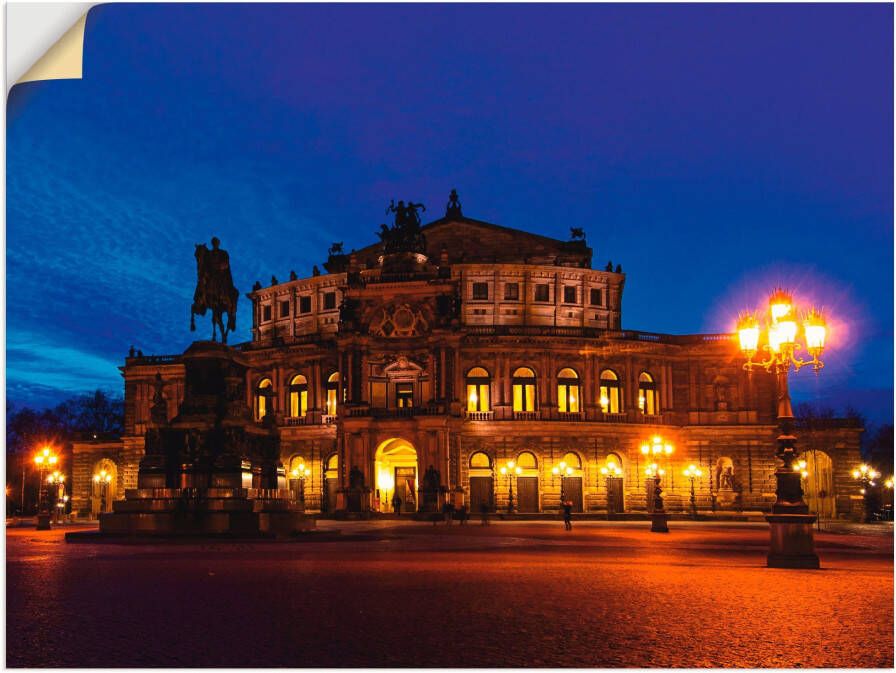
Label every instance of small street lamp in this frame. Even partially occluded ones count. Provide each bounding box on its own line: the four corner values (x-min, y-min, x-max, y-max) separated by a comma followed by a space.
499, 460, 522, 514
47, 471, 66, 524
33, 447, 58, 530
93, 469, 113, 516
683, 464, 702, 518
738, 288, 826, 569
551, 461, 574, 507
290, 461, 312, 506
852, 464, 881, 523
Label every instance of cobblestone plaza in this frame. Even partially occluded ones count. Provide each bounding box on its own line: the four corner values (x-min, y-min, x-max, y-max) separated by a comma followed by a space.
6, 520, 893, 668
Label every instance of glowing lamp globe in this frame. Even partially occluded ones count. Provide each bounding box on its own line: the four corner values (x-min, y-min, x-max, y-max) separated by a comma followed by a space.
769, 288, 794, 322
803, 309, 827, 355
737, 313, 760, 356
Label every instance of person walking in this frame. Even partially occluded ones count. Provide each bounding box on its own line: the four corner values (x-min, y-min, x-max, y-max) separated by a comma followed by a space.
392, 494, 402, 515
562, 500, 573, 531
479, 500, 490, 526
443, 500, 455, 525
458, 504, 468, 525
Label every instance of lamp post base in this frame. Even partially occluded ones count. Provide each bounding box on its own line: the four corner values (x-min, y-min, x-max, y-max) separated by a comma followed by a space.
766, 513, 819, 569
650, 511, 669, 533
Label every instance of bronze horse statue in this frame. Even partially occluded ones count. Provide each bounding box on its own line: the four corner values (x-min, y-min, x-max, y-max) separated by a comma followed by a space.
191, 237, 238, 343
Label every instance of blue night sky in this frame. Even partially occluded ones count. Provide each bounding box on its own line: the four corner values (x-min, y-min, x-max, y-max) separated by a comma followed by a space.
7, 3, 894, 425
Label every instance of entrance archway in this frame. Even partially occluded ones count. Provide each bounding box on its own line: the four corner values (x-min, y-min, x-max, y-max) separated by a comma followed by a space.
91, 458, 118, 516
375, 438, 418, 513
803, 450, 835, 522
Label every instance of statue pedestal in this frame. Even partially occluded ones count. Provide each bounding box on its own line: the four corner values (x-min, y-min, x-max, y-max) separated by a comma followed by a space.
715, 489, 736, 510
90, 341, 315, 540
650, 511, 670, 533
766, 513, 819, 569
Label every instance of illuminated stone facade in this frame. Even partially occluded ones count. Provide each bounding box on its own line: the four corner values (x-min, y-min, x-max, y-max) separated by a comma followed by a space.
71, 195, 863, 518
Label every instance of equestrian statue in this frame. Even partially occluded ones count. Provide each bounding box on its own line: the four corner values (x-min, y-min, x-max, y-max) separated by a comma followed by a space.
191, 237, 239, 343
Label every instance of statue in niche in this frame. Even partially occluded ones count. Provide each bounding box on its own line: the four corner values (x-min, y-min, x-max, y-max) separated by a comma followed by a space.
720, 466, 734, 490
349, 465, 365, 490
713, 376, 731, 411
422, 464, 441, 491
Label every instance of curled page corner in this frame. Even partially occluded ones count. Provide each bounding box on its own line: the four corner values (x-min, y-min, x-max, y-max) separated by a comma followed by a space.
16, 11, 89, 86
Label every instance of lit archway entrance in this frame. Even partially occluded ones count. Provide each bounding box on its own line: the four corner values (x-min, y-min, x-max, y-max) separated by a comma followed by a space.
375, 438, 418, 513
803, 450, 835, 522
91, 459, 118, 516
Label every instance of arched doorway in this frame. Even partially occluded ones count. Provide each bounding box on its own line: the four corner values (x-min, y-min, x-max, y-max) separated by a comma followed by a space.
91, 459, 117, 516
803, 450, 835, 522
375, 438, 418, 513
322, 453, 338, 514
602, 453, 624, 514
557, 451, 584, 512
468, 451, 494, 512
515, 451, 540, 513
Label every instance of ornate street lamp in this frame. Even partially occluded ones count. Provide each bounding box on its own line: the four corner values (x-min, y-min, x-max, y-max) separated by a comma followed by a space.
290, 462, 312, 506
47, 471, 66, 524
683, 464, 702, 519
640, 436, 674, 476
851, 464, 881, 523
499, 460, 522, 514
551, 461, 574, 507
737, 288, 826, 568
93, 469, 113, 516
33, 447, 58, 530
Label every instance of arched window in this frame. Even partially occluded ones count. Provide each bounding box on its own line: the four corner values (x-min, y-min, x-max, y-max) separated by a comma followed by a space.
561, 451, 582, 470
255, 378, 272, 421
516, 451, 538, 469
512, 367, 537, 412
599, 370, 621, 414
289, 375, 308, 418
466, 367, 491, 412
469, 451, 492, 469
326, 372, 340, 416
638, 371, 658, 415
557, 368, 580, 413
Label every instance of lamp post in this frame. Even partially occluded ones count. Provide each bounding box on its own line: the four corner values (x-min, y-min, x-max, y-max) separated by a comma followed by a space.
851, 464, 881, 523
290, 462, 312, 507
644, 462, 668, 532
551, 461, 573, 508
93, 469, 113, 516
33, 447, 58, 529
737, 288, 826, 569
683, 464, 702, 518
499, 460, 521, 514
47, 471, 66, 524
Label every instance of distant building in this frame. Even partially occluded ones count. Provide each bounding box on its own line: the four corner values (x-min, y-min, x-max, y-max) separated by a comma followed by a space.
72, 192, 862, 519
